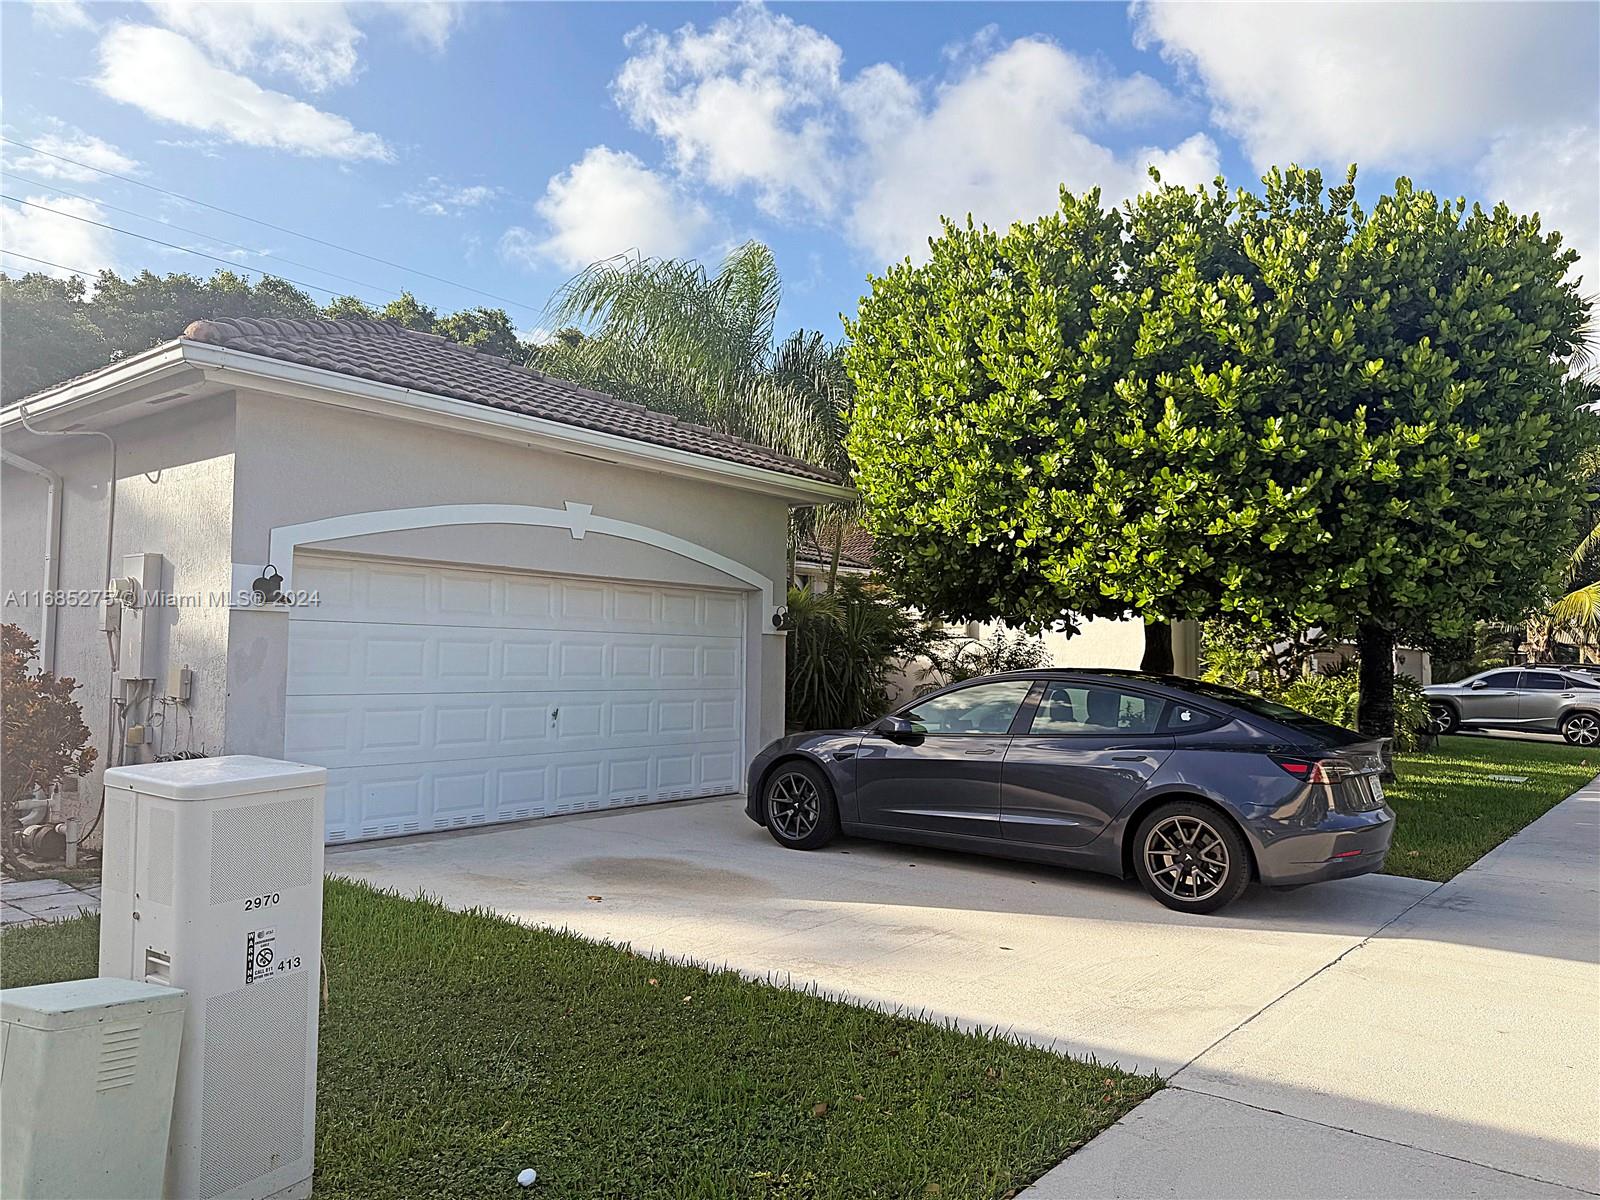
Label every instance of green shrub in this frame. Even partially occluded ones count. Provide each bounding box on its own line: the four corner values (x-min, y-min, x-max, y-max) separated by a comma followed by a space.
785, 579, 927, 730
1200, 622, 1431, 750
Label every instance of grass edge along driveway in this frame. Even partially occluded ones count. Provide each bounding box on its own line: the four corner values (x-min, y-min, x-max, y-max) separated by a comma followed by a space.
1384, 734, 1597, 881
0, 880, 1160, 1200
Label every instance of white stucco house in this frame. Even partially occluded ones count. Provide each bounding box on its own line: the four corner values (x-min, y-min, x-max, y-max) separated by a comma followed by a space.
1, 316, 851, 845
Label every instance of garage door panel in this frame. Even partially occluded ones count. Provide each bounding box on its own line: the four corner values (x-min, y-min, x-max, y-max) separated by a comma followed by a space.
320, 742, 742, 843
296, 554, 742, 637
288, 688, 741, 769
290, 621, 736, 696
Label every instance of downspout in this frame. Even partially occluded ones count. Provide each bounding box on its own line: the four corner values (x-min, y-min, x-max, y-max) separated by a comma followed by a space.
0, 447, 62, 673
15, 403, 121, 782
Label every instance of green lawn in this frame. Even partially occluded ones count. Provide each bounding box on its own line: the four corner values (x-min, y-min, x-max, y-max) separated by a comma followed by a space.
0, 879, 1158, 1200
1384, 734, 1597, 881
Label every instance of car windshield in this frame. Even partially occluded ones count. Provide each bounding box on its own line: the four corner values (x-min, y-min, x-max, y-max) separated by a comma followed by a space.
1162, 678, 1357, 737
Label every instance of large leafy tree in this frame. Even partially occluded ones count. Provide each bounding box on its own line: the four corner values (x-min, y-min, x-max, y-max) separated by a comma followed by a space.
1, 269, 531, 402
843, 183, 1333, 664
845, 167, 1594, 740
1242, 171, 1595, 734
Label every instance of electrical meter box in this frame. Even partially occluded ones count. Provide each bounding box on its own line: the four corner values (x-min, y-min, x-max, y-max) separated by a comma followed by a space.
100, 756, 326, 1200
1, 977, 187, 1200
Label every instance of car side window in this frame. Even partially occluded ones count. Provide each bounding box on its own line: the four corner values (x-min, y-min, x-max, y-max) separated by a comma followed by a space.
1026, 682, 1168, 735
901, 679, 1035, 735
1566, 675, 1600, 690
1523, 673, 1567, 690
1481, 671, 1522, 688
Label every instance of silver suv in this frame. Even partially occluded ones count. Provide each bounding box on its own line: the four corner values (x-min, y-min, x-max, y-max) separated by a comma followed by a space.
1424, 668, 1600, 745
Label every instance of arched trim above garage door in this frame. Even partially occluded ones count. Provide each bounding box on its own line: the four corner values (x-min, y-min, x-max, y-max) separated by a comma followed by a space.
245, 501, 779, 627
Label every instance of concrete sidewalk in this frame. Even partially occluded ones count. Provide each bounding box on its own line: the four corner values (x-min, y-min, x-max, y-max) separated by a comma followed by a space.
1028, 781, 1600, 1199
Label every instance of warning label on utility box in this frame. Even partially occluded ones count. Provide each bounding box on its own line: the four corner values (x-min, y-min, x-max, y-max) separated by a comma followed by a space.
245, 927, 276, 984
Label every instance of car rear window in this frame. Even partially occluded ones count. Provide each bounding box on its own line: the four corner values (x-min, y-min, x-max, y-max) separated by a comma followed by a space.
1162, 678, 1355, 737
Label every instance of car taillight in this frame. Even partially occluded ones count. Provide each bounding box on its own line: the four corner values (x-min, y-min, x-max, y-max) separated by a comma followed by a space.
1271, 756, 1355, 784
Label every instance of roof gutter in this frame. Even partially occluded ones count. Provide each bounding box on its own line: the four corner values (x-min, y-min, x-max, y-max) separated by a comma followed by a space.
2, 339, 853, 506
181, 343, 855, 505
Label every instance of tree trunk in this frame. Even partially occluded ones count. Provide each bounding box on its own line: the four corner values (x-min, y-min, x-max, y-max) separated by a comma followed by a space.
1141, 618, 1174, 674
826, 520, 845, 593
1357, 622, 1398, 779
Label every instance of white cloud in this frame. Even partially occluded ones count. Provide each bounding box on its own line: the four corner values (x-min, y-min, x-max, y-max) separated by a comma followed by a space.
503, 146, 711, 272
3, 127, 140, 181
611, 6, 1216, 263
146, 1, 363, 92
391, 1, 459, 52
1476, 125, 1599, 296
401, 176, 501, 217
142, 2, 461, 92
845, 39, 1220, 262
30, 0, 96, 33
0, 194, 118, 280
1132, 0, 1598, 170
94, 24, 394, 161
614, 4, 845, 218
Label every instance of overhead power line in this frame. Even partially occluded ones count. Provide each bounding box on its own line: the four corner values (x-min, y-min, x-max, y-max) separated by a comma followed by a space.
1, 192, 387, 302
3, 170, 408, 301
1, 135, 542, 315
0, 249, 103, 277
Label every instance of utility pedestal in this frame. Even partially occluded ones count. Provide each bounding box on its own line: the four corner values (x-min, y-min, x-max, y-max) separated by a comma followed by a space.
100, 756, 326, 1200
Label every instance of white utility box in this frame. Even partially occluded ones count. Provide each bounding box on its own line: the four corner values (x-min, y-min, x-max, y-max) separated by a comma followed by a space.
99, 756, 326, 1200
1, 977, 187, 1200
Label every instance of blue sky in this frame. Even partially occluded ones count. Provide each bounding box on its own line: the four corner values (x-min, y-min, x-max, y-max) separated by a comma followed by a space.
2, 1, 1596, 342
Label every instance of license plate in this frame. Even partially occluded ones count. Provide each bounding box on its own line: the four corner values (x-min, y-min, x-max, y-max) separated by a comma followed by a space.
1369, 777, 1385, 804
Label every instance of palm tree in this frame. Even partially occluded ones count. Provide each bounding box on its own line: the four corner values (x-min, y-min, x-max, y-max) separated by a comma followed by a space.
533, 242, 856, 580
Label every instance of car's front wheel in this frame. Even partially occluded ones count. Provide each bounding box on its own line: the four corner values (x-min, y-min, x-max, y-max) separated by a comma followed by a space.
1428, 701, 1459, 735
762, 760, 839, 850
1561, 711, 1600, 747
1133, 801, 1252, 914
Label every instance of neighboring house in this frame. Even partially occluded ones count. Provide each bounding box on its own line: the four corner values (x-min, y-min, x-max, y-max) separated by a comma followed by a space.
1, 317, 850, 846
791, 526, 875, 591
1281, 630, 1434, 686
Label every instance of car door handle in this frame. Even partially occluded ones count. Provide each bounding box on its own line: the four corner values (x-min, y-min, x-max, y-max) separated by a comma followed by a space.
964, 747, 997, 756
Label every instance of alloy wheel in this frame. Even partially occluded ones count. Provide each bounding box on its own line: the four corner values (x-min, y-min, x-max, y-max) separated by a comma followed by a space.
1143, 814, 1230, 903
1427, 703, 1455, 734
768, 771, 822, 840
1566, 713, 1600, 746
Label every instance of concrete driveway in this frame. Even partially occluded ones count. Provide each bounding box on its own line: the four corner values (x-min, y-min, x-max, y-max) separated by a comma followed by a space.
329, 794, 1434, 1078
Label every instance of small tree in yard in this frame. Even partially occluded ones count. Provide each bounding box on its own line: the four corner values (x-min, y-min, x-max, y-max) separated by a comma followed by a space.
1, 624, 96, 875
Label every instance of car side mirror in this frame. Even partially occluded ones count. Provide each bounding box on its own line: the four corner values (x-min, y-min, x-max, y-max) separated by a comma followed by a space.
1469, 679, 1488, 690
873, 715, 919, 741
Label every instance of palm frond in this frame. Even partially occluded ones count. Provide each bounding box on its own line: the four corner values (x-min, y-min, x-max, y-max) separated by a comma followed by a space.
1550, 581, 1600, 630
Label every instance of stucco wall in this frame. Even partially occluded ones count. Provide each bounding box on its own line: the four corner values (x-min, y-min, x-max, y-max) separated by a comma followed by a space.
1, 396, 236, 831
224, 389, 792, 765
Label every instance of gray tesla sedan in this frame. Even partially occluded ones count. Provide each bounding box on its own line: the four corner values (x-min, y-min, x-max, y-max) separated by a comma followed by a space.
746, 670, 1393, 913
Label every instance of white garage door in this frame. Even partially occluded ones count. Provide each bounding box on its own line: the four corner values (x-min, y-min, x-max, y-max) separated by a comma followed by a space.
285, 553, 746, 843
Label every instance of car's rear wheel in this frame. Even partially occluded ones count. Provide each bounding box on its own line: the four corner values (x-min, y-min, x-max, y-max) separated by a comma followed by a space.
1428, 701, 1459, 735
1133, 801, 1252, 914
1561, 711, 1600, 747
762, 760, 839, 850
